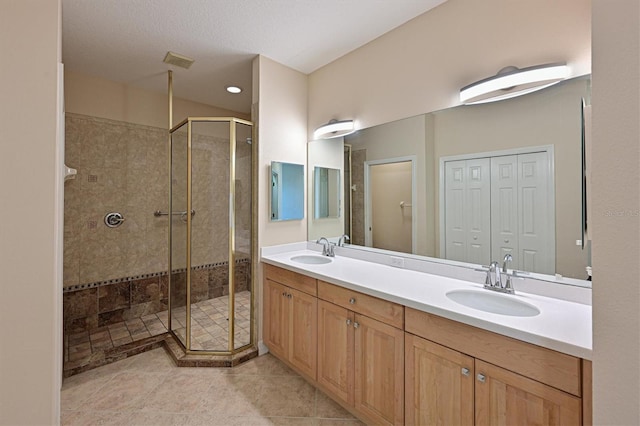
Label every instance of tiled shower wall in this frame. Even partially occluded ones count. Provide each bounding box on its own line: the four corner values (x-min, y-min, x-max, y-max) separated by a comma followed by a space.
351, 149, 366, 246
63, 261, 251, 335
64, 113, 251, 288
63, 114, 252, 333
64, 114, 170, 286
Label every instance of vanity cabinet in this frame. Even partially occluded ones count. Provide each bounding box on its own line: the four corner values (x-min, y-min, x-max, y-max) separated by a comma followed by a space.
317, 281, 405, 426
263, 265, 317, 380
405, 334, 475, 425
262, 263, 592, 426
474, 359, 581, 425
405, 307, 584, 426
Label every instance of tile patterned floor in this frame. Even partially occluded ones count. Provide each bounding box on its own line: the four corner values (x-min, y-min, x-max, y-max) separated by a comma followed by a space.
61, 348, 365, 426
172, 291, 252, 350
66, 291, 252, 370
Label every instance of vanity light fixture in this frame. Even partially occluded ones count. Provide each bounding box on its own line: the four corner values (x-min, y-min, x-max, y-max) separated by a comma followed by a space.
226, 86, 242, 94
313, 119, 355, 139
459, 62, 569, 105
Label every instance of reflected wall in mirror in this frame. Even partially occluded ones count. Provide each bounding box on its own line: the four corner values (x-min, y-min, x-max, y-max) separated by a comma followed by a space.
308, 138, 344, 241
308, 76, 592, 281
270, 161, 304, 221
314, 167, 341, 219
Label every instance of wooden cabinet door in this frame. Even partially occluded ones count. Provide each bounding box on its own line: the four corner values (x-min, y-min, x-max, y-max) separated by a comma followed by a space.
318, 300, 354, 405
354, 314, 404, 426
475, 360, 582, 426
405, 333, 474, 426
263, 279, 288, 358
288, 287, 317, 380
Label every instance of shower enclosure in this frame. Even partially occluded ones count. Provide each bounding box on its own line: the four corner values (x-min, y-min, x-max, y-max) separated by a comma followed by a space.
168, 117, 254, 354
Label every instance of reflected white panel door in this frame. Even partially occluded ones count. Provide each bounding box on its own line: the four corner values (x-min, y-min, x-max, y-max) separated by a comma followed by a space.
444, 161, 467, 262
518, 152, 554, 274
464, 158, 491, 265
491, 155, 519, 268
370, 161, 413, 253
445, 159, 491, 264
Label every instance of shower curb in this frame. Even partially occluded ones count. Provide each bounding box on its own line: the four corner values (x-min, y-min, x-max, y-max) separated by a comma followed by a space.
162, 334, 259, 368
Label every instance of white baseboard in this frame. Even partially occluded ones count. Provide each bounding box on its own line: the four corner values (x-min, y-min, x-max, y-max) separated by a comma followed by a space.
258, 340, 269, 356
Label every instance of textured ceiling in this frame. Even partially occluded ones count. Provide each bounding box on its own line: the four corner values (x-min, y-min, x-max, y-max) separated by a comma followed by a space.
62, 0, 446, 114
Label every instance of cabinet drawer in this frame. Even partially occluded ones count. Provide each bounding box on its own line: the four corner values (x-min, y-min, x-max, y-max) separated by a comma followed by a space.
264, 264, 317, 296
405, 307, 582, 397
318, 281, 403, 329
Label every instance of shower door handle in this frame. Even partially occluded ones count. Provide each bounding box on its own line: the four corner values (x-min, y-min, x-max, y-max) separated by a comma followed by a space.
154, 210, 196, 222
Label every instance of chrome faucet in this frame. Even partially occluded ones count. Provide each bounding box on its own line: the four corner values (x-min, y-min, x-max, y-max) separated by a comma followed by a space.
316, 237, 335, 257
338, 234, 350, 247
482, 255, 515, 294
491, 261, 501, 287
502, 254, 513, 291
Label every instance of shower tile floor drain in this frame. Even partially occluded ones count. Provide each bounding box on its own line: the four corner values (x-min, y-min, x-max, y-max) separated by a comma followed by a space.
64, 291, 252, 375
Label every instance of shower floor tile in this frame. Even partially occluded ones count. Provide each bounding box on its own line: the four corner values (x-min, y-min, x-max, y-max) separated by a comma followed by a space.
171, 290, 252, 351
64, 291, 252, 375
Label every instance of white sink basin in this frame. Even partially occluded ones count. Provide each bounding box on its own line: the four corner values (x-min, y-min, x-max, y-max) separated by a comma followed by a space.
446, 289, 540, 317
291, 255, 333, 265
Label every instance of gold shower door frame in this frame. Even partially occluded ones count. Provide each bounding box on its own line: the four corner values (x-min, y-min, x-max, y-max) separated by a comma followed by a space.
168, 116, 255, 355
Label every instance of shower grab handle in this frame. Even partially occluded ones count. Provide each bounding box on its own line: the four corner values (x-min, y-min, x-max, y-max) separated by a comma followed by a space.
154, 210, 196, 222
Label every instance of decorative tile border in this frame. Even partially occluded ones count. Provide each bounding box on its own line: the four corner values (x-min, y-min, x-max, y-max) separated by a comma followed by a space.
63, 258, 251, 293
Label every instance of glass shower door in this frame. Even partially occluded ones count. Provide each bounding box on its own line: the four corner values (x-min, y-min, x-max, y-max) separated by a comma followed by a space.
234, 121, 253, 350
170, 123, 188, 346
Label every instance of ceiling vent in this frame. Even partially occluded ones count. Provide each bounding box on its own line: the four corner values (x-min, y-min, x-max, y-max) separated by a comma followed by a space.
163, 51, 195, 69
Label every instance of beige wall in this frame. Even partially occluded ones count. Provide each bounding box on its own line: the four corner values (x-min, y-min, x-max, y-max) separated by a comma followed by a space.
592, 0, 640, 423
254, 55, 308, 345
308, 0, 591, 133
0, 1, 62, 424
65, 70, 249, 129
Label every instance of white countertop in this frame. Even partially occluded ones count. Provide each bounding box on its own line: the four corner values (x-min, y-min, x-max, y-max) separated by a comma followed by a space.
261, 247, 592, 360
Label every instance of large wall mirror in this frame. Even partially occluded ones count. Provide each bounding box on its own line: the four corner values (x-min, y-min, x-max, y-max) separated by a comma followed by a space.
270, 161, 304, 221
307, 75, 592, 282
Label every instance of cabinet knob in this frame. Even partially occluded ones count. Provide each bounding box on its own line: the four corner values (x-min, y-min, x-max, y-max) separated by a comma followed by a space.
349, 297, 356, 304
461, 367, 470, 377
346, 319, 352, 326
504, 239, 509, 243
282, 292, 286, 297
353, 321, 359, 329
477, 373, 486, 383
287, 293, 292, 299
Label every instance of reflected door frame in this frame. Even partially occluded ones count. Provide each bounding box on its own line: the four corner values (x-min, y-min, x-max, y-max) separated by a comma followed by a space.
364, 156, 418, 254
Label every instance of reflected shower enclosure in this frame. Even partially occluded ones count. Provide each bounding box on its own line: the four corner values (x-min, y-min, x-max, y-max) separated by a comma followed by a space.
169, 117, 254, 354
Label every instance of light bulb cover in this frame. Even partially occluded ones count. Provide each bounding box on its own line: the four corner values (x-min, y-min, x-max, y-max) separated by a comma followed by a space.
226, 86, 242, 94
313, 119, 355, 139
460, 63, 569, 105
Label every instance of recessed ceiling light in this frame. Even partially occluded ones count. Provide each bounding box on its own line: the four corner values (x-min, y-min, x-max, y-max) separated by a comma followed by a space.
226, 86, 242, 94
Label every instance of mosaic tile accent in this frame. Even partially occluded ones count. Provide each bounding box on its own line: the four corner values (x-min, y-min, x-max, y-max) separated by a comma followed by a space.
62, 258, 250, 293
